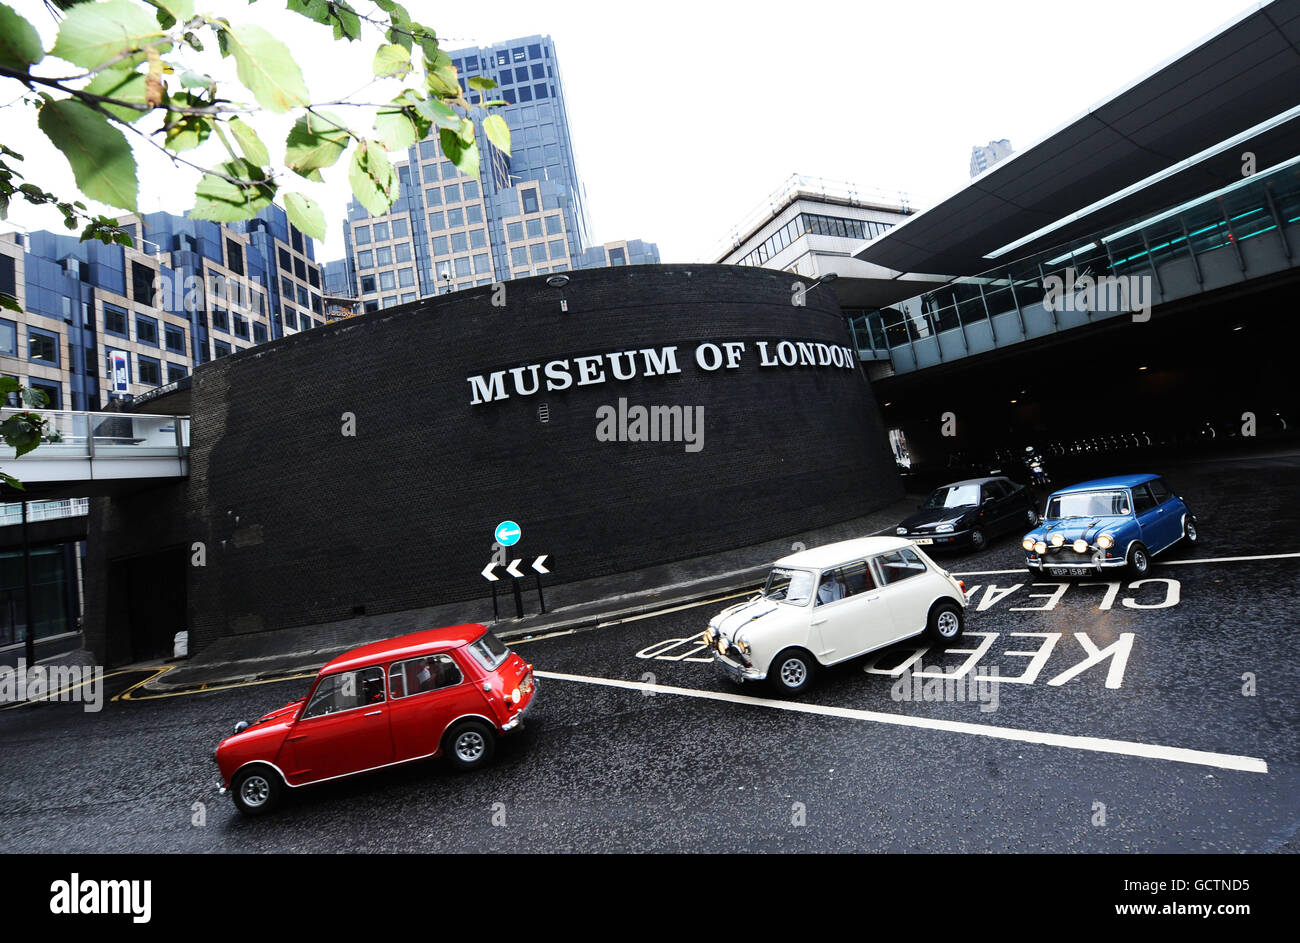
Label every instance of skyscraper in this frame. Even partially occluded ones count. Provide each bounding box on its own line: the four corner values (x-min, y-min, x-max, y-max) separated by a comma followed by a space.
970, 139, 1015, 178
338, 34, 657, 309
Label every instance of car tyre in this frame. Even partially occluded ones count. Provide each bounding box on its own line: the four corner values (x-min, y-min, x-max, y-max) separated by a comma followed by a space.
926, 601, 965, 644
1126, 542, 1151, 578
1025, 508, 1039, 527
443, 719, 497, 771
231, 765, 283, 817
768, 649, 815, 696
1183, 515, 1199, 545
969, 526, 987, 552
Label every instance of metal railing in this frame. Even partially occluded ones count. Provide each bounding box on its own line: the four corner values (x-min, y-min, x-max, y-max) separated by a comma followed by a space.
0, 497, 88, 527
0, 409, 190, 460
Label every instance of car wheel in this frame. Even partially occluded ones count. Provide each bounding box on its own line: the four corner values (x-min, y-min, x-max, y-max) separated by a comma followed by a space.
231, 765, 283, 817
1183, 515, 1199, 544
926, 601, 965, 644
444, 719, 497, 771
768, 649, 815, 695
1025, 508, 1039, 527
969, 527, 987, 552
1127, 542, 1151, 578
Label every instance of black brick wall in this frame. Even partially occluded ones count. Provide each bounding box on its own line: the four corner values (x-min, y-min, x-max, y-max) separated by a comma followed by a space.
93, 264, 902, 658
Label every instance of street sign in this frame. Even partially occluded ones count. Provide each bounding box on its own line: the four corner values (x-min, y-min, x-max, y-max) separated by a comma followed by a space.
505, 558, 525, 578
481, 561, 501, 582
531, 555, 550, 574
109, 350, 130, 396
495, 520, 521, 546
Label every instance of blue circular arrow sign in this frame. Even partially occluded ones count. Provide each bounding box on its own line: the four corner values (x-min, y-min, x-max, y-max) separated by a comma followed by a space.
494, 520, 522, 546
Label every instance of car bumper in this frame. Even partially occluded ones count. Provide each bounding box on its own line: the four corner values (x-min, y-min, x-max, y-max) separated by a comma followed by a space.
905, 529, 973, 549
713, 653, 765, 683
1025, 554, 1127, 576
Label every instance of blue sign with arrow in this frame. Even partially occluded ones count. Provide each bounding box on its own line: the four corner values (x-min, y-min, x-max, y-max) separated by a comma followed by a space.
494, 520, 522, 546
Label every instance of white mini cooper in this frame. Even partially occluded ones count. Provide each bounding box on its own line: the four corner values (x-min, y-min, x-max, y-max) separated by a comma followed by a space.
703, 537, 969, 694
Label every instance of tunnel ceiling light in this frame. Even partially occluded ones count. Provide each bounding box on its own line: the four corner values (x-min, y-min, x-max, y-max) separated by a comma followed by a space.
546, 274, 570, 287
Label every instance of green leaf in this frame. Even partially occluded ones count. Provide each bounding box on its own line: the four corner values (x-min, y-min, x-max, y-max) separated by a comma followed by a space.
144, 0, 194, 29
482, 113, 510, 156
20, 387, 47, 408
438, 127, 479, 180
468, 75, 497, 91
0, 472, 25, 491
221, 23, 309, 113
38, 99, 138, 211
51, 0, 167, 70
375, 94, 426, 150
0, 4, 44, 72
83, 66, 150, 123
0, 294, 19, 314
179, 69, 213, 89
191, 159, 275, 222
348, 140, 398, 216
283, 191, 325, 241
227, 117, 268, 166
285, 111, 350, 182
0, 376, 18, 394
332, 1, 361, 41
164, 111, 210, 152
0, 412, 44, 457
372, 42, 411, 77
412, 95, 459, 130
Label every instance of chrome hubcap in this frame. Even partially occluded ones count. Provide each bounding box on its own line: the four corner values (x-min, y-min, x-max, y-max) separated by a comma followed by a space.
1187, 521, 1197, 540
455, 731, 485, 762
937, 611, 960, 638
972, 530, 985, 548
1134, 551, 1148, 572
779, 658, 807, 687
1027, 510, 1038, 525
240, 775, 270, 807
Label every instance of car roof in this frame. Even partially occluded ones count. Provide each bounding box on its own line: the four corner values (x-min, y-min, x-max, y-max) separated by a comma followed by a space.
1051, 473, 1159, 495
320, 624, 489, 675
776, 536, 916, 569
934, 476, 1005, 488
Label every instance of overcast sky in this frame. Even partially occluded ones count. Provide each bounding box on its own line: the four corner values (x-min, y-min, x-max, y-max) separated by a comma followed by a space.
2, 0, 1262, 263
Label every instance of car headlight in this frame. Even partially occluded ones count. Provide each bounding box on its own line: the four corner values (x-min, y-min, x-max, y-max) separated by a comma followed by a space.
1050, 533, 1065, 547
935, 523, 954, 533
1097, 534, 1114, 549
1073, 539, 1089, 553
716, 638, 726, 655
1022, 538, 1035, 551
1033, 541, 1047, 554
737, 639, 750, 655
510, 687, 522, 704
703, 629, 714, 645
896, 527, 907, 535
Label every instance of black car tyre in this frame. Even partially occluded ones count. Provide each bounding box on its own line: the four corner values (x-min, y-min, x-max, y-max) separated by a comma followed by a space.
1183, 515, 1199, 545
231, 765, 283, 816
768, 649, 815, 695
926, 601, 965, 644
444, 719, 497, 771
969, 526, 987, 551
1025, 508, 1039, 527
1126, 542, 1151, 578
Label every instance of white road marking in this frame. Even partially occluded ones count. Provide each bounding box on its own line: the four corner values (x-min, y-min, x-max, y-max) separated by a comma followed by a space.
533, 670, 1269, 775
954, 549, 1300, 577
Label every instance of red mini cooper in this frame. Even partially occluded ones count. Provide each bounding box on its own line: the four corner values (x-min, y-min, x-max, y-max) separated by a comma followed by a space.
214, 625, 537, 815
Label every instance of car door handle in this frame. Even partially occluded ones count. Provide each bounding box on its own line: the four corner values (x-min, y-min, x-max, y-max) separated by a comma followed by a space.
364, 710, 382, 717
810, 618, 826, 626
865, 595, 880, 602
286, 735, 306, 742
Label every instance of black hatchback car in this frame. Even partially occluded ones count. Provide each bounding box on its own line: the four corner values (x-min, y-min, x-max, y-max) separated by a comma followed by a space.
894, 476, 1039, 552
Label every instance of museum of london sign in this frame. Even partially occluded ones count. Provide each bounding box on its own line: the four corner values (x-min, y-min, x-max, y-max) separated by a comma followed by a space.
467, 339, 858, 406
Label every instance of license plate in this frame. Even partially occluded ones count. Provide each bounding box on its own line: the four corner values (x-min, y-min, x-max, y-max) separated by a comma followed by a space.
914, 538, 933, 545
1048, 567, 1080, 576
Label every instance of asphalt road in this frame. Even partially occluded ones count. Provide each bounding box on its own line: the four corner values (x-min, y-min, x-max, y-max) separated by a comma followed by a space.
1, 453, 1297, 852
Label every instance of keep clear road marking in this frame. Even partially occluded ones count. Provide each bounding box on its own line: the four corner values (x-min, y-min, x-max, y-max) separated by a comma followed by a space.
531, 670, 1269, 775
953, 550, 1300, 577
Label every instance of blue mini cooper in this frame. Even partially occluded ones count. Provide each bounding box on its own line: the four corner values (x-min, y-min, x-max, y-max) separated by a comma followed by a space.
1021, 473, 1198, 577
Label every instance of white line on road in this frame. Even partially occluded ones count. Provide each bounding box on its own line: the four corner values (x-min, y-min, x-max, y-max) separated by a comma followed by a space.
953, 549, 1300, 577
533, 670, 1269, 775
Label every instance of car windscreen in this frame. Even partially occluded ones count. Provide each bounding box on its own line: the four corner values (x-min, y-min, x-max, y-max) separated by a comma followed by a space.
925, 484, 981, 509
761, 567, 814, 606
1047, 490, 1130, 519
466, 631, 510, 671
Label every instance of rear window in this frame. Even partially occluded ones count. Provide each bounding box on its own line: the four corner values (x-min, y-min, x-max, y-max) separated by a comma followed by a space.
466, 631, 509, 670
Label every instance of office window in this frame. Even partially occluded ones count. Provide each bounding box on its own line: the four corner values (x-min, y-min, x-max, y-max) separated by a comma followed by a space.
212, 306, 229, 331
31, 379, 60, 409
359, 249, 374, 269
425, 187, 442, 206
371, 221, 388, 242
354, 225, 371, 244
360, 274, 376, 293
28, 327, 58, 364
290, 227, 303, 253
379, 270, 395, 290
473, 253, 490, 274
392, 218, 409, 238
535, 84, 549, 100
526, 218, 542, 238
308, 267, 320, 288
131, 261, 155, 305
530, 243, 546, 263
225, 238, 244, 276
214, 340, 231, 357
311, 293, 321, 314
511, 246, 528, 266
449, 257, 468, 278
428, 211, 445, 231
395, 242, 412, 263
444, 183, 461, 203
382, 295, 398, 308
443, 207, 462, 229
432, 235, 448, 256
548, 239, 566, 259
531, 63, 545, 79
81, 302, 93, 328
465, 204, 483, 224
377, 246, 393, 266
521, 188, 539, 213
296, 285, 308, 306
165, 323, 186, 354
233, 315, 249, 339
470, 229, 487, 249
280, 275, 293, 297
398, 268, 415, 288
294, 257, 306, 280
419, 140, 438, 160
610, 247, 627, 266
283, 307, 297, 331
137, 355, 161, 386
450, 232, 467, 253
278, 247, 291, 270
545, 215, 562, 235
0, 319, 16, 356
134, 314, 158, 346
401, 292, 416, 303
0, 255, 14, 297
462, 179, 479, 200
507, 221, 524, 242
167, 363, 187, 384
253, 322, 267, 344
83, 347, 97, 375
